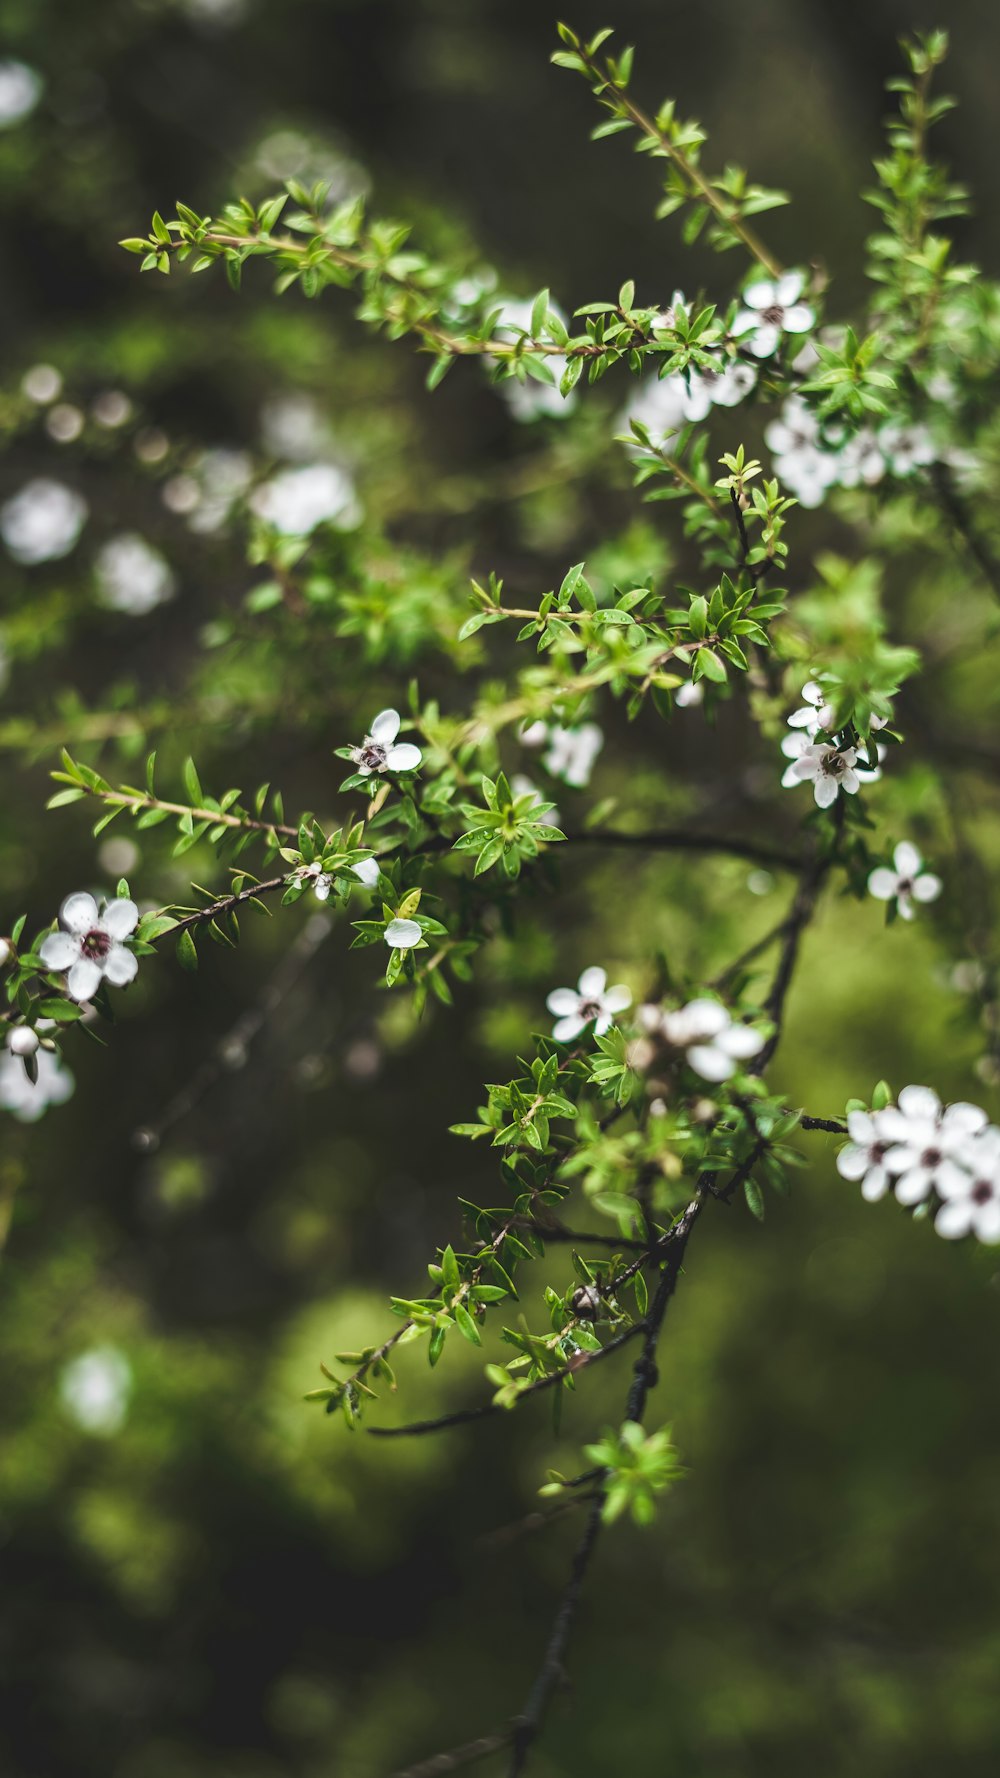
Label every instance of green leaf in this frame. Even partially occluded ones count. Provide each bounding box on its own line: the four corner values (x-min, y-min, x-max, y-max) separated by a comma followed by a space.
454, 1304, 482, 1345
744, 1176, 765, 1221
175, 929, 198, 972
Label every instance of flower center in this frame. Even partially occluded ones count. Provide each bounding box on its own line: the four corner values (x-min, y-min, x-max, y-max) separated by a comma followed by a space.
921, 1146, 942, 1168
579, 999, 603, 1021
972, 1180, 994, 1205
760, 303, 785, 325
822, 753, 847, 777
359, 741, 387, 771
82, 928, 111, 960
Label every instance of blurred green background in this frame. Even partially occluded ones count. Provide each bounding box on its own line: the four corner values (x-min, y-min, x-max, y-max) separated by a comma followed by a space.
2, 2, 1000, 1775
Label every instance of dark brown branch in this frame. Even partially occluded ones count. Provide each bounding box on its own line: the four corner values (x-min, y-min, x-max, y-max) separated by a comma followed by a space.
389, 1731, 512, 1778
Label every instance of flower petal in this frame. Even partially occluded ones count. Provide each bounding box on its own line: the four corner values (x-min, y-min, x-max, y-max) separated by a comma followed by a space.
602, 985, 633, 1015
577, 966, 607, 999
781, 303, 815, 334
66, 957, 102, 1002
775, 270, 805, 306
893, 841, 922, 878
895, 1166, 932, 1206
836, 1143, 870, 1181
861, 1165, 890, 1202
60, 892, 98, 934
351, 858, 380, 888
101, 897, 139, 940
748, 324, 781, 359
39, 930, 79, 970
813, 775, 839, 808
867, 868, 899, 902
897, 1084, 941, 1122
369, 709, 400, 745
551, 1014, 586, 1043
384, 742, 422, 772
719, 1023, 764, 1059
847, 1110, 876, 1143
102, 944, 138, 986
935, 1199, 973, 1239
912, 873, 942, 903
687, 1043, 735, 1082
546, 987, 581, 1016
742, 279, 777, 310
384, 917, 421, 950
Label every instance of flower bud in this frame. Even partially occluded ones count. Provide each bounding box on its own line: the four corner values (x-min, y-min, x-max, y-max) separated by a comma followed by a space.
0, 938, 11, 968
8, 1025, 39, 1057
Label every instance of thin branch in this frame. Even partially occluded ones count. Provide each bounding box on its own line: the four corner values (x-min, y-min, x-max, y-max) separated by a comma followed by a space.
801, 1114, 847, 1134
389, 1732, 512, 1778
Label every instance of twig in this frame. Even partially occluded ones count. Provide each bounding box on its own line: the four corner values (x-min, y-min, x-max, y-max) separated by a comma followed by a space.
388, 1732, 512, 1778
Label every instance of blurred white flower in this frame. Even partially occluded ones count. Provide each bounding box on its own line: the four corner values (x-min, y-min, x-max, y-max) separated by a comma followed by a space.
21, 363, 62, 404
250, 462, 361, 534
542, 722, 603, 789
674, 679, 704, 709
492, 297, 576, 421
349, 708, 422, 777
0, 60, 43, 129
679, 359, 757, 421
184, 448, 254, 534
878, 423, 936, 477
511, 774, 560, 829
259, 394, 333, 462
59, 1347, 132, 1436
732, 270, 815, 358
640, 997, 764, 1081
836, 1108, 896, 1201
619, 374, 688, 449
547, 966, 632, 1042
868, 842, 942, 921
94, 533, 176, 615
765, 397, 839, 509
40, 892, 140, 1002
0, 1047, 74, 1121
1, 478, 88, 565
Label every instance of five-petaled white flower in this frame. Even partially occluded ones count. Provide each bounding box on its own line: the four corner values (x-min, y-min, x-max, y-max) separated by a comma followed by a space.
679, 359, 757, 421
935, 1128, 1000, 1243
39, 892, 140, 1002
350, 709, 422, 778
835, 1108, 897, 1201
876, 1085, 987, 1206
642, 996, 765, 1081
732, 271, 815, 359
547, 966, 632, 1043
764, 397, 838, 508
781, 737, 860, 807
868, 842, 942, 921
384, 918, 422, 951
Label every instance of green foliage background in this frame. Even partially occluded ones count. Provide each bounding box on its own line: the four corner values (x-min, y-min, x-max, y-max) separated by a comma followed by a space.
2, 2, 1000, 1774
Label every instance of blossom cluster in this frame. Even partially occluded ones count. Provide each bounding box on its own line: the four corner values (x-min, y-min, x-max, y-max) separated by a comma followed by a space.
839, 1086, 1000, 1243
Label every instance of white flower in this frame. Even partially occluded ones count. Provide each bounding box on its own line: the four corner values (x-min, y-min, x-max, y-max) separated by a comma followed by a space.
519, 720, 549, 750
492, 298, 576, 421
878, 423, 936, 478
297, 856, 380, 901
645, 996, 764, 1082
94, 533, 176, 616
7, 1025, 39, 1058
868, 842, 942, 921
650, 289, 688, 333
1, 478, 88, 565
21, 363, 62, 404
0, 60, 43, 128
259, 393, 333, 461
764, 397, 838, 508
59, 1347, 132, 1436
935, 1128, 1000, 1243
349, 708, 422, 777
786, 679, 836, 737
180, 448, 253, 534
351, 857, 381, 888
732, 270, 815, 358
619, 374, 688, 448
547, 966, 632, 1042
385, 918, 422, 950
877, 1085, 987, 1206
542, 723, 603, 789
679, 359, 757, 422
0, 1047, 74, 1122
836, 426, 885, 489
674, 680, 704, 709
39, 892, 140, 1002
250, 462, 361, 534
511, 774, 560, 829
836, 1108, 897, 1201
780, 736, 860, 808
